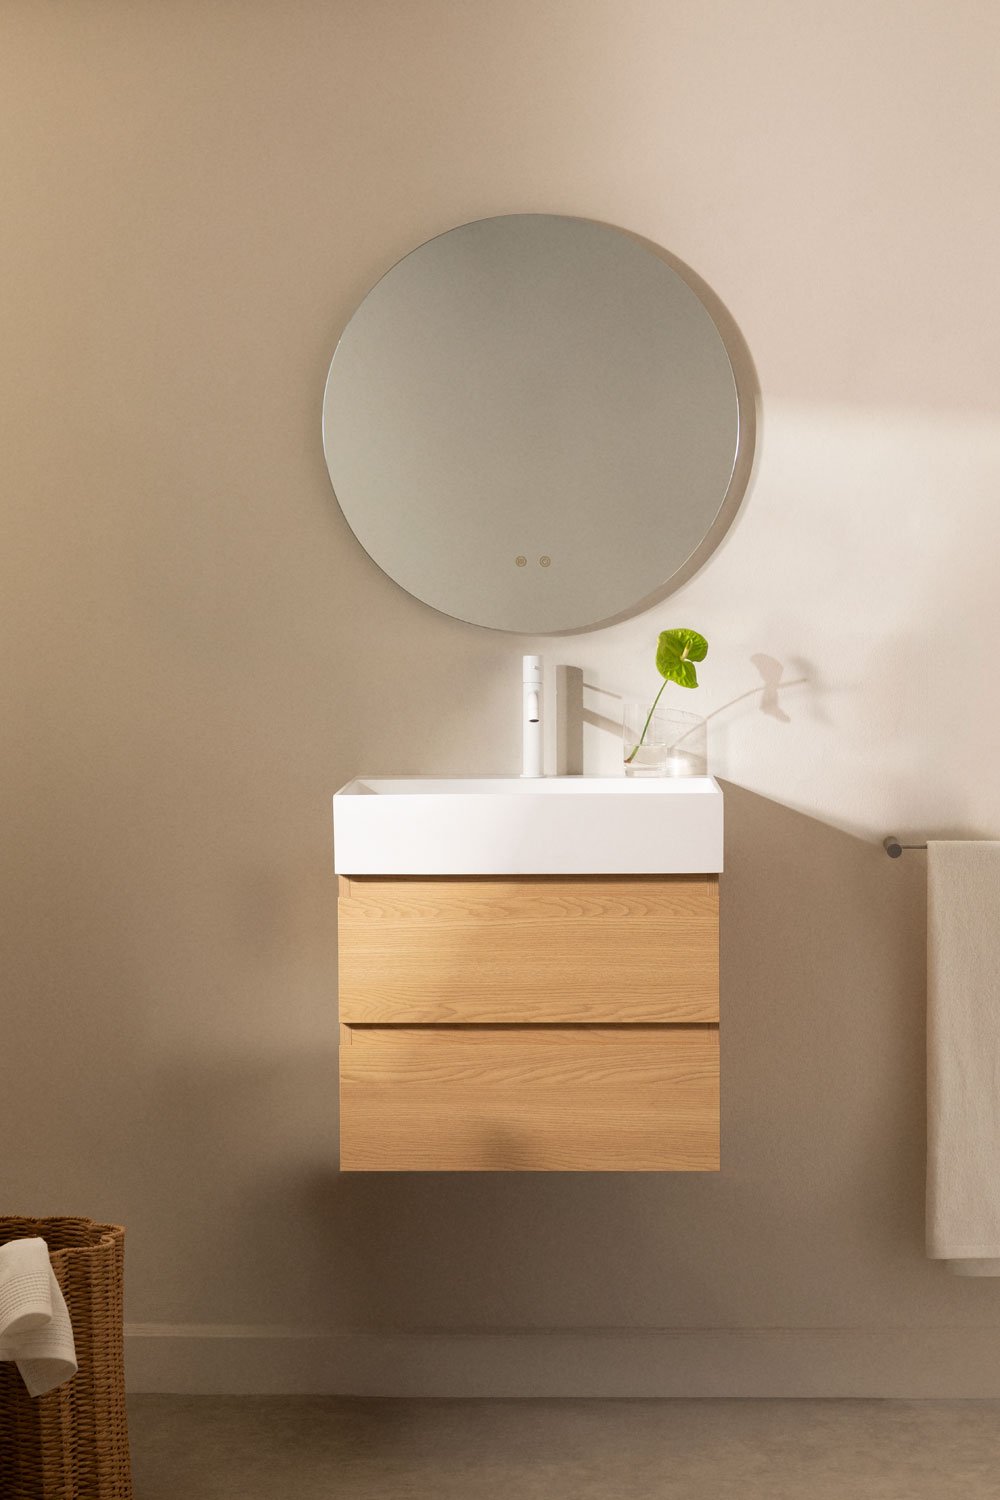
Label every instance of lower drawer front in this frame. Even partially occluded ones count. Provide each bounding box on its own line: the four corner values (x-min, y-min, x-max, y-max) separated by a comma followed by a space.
340, 1025, 719, 1172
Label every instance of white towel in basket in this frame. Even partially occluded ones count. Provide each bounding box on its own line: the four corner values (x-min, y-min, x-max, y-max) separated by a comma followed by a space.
0, 1236, 78, 1396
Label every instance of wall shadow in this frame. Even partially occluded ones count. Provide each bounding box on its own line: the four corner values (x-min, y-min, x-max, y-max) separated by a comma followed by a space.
297, 783, 998, 1340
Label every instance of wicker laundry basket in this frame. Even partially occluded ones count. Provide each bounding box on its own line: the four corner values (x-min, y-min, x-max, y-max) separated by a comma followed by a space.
0, 1217, 133, 1500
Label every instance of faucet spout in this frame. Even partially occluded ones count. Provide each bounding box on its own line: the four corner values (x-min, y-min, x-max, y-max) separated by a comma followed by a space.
521, 655, 544, 778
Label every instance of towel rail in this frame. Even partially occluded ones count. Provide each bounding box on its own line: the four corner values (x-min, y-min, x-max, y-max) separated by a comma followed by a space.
883, 835, 928, 858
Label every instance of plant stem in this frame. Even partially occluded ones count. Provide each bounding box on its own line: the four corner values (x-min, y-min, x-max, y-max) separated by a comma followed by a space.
624, 677, 670, 765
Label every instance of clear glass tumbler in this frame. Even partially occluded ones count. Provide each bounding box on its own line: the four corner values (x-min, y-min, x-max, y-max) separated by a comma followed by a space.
622, 701, 708, 778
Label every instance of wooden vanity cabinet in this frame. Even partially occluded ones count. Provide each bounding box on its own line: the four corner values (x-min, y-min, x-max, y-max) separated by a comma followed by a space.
337, 874, 720, 1172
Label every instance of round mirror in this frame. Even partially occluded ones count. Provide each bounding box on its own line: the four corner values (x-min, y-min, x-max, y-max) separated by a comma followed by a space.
323, 215, 742, 633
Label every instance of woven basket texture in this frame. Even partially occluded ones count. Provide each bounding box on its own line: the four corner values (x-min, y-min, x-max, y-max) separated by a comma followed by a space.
0, 1217, 133, 1500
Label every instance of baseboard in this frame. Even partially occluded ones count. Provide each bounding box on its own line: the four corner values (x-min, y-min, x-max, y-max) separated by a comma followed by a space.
125, 1324, 1000, 1398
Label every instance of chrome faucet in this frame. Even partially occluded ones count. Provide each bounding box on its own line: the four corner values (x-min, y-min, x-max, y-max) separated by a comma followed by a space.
521, 655, 543, 777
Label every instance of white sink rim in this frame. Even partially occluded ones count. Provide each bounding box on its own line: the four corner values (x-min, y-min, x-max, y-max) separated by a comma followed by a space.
334, 775, 723, 876
341, 775, 719, 796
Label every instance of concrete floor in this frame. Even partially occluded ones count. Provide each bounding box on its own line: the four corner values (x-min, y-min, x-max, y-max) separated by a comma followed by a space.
127, 1396, 1000, 1499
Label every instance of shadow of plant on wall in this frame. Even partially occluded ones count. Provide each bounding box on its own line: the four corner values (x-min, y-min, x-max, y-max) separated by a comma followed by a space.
749, 653, 794, 723
557, 655, 813, 773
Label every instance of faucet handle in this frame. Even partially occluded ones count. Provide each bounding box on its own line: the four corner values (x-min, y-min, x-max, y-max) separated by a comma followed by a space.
522, 656, 544, 777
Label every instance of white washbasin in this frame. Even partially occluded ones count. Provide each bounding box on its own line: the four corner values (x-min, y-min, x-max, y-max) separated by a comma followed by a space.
333, 777, 723, 875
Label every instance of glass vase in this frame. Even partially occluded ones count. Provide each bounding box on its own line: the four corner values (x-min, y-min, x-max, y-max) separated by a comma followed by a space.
622, 702, 707, 778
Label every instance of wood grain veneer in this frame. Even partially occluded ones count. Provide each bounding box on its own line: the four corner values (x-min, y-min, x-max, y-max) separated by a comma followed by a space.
339, 1023, 720, 1172
338, 876, 719, 1024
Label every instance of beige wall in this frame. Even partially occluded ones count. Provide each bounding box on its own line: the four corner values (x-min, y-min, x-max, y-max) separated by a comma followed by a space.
4, 0, 1000, 1395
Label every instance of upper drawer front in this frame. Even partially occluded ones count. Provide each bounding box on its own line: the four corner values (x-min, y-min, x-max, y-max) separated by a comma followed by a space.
338, 876, 719, 1024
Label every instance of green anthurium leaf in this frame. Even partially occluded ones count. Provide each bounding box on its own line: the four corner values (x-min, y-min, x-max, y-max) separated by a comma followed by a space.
656, 628, 708, 689
660, 657, 699, 689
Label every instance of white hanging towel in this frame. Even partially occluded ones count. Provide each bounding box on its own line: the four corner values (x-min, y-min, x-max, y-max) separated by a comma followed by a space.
927, 840, 1000, 1274
0, 1236, 78, 1395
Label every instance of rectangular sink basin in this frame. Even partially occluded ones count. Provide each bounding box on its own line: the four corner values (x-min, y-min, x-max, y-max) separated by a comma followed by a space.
333, 777, 723, 875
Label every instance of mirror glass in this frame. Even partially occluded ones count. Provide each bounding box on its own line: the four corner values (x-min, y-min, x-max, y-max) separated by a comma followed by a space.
323, 215, 742, 633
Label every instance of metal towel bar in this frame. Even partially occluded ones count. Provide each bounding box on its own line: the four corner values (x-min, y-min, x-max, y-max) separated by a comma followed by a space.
883, 835, 928, 859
